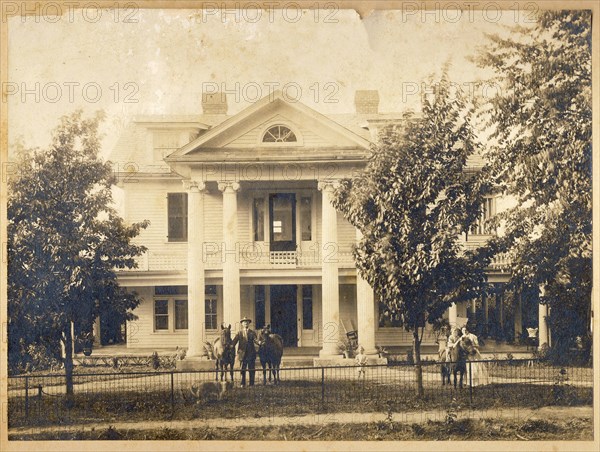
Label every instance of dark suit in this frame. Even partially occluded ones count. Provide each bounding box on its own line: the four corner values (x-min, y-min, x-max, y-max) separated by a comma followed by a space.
232, 328, 257, 386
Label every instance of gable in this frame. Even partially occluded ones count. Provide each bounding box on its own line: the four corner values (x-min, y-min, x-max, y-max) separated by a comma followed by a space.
168, 92, 371, 160
223, 113, 349, 149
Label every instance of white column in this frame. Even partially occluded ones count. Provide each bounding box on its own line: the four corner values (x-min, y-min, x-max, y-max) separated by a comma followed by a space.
449, 303, 458, 328
356, 229, 376, 355
538, 284, 549, 349
219, 182, 241, 330
186, 180, 207, 357
318, 180, 340, 356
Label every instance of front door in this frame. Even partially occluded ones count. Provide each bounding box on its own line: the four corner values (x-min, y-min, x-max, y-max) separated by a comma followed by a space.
270, 285, 298, 347
269, 193, 296, 251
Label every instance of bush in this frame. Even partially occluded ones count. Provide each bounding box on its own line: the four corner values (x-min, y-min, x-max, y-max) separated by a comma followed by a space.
151, 351, 160, 370
23, 343, 62, 373
406, 349, 414, 365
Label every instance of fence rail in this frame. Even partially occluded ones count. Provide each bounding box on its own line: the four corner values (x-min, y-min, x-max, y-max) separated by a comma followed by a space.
8, 359, 593, 433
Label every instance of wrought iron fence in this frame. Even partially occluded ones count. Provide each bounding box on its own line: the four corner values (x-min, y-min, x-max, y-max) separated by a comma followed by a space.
7, 359, 593, 433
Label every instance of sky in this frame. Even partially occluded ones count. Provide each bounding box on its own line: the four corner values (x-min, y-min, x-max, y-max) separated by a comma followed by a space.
7, 5, 530, 156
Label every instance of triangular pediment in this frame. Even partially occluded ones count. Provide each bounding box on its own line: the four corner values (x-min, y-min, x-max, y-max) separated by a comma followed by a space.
167, 91, 371, 160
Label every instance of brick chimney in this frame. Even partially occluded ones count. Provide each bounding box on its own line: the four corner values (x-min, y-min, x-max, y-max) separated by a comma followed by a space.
354, 90, 379, 114
202, 91, 228, 114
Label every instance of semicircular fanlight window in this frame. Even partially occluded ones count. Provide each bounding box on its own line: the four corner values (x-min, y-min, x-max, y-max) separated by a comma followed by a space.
262, 125, 297, 143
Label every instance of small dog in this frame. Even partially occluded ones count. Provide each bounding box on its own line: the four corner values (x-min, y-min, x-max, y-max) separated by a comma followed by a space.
189, 380, 233, 404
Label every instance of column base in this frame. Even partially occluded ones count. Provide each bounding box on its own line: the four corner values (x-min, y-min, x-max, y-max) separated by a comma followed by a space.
361, 347, 379, 356
319, 348, 339, 358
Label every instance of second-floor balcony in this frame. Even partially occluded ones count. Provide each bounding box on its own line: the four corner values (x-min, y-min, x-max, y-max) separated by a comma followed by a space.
127, 245, 512, 274
130, 246, 357, 272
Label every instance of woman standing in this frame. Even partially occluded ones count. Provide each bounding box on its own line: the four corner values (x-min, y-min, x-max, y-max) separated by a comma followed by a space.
461, 327, 489, 386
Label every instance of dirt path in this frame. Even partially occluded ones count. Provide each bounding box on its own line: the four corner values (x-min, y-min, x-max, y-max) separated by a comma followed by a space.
9, 405, 593, 435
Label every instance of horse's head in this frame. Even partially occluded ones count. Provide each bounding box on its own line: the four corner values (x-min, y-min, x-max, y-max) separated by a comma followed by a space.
257, 324, 271, 348
459, 336, 476, 357
219, 323, 232, 347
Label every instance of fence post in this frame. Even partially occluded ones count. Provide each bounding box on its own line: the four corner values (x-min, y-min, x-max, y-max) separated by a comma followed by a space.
321, 367, 325, 403
170, 371, 175, 415
469, 361, 473, 404
38, 385, 42, 401
25, 376, 29, 419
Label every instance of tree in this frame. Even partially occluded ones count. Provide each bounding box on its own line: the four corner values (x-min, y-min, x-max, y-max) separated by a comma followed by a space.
333, 71, 491, 395
474, 11, 592, 362
8, 111, 149, 396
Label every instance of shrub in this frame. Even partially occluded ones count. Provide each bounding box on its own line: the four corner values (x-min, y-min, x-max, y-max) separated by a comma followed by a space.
406, 349, 414, 365
19, 343, 62, 373
151, 351, 160, 370
97, 426, 123, 440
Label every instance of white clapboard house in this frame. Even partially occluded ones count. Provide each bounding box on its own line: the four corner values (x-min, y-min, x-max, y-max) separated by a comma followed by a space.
109, 90, 546, 363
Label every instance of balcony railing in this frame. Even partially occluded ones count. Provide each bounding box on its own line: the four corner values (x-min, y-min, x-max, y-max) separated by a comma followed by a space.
128, 248, 356, 272
127, 246, 511, 273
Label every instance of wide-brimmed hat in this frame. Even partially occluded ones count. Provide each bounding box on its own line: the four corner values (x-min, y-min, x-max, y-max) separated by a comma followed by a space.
240, 317, 252, 324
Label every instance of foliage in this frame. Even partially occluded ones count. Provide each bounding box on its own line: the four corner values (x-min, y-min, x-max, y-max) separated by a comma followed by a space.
10, 417, 593, 441
7, 110, 149, 391
151, 351, 160, 370
337, 337, 358, 357
14, 343, 63, 374
445, 397, 460, 424
431, 317, 451, 341
474, 11, 592, 359
333, 68, 491, 394
375, 345, 388, 358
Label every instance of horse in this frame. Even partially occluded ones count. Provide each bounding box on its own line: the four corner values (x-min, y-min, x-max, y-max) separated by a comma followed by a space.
447, 336, 476, 389
257, 325, 284, 385
213, 324, 235, 382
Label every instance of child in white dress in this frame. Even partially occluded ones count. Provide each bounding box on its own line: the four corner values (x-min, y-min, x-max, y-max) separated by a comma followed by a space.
355, 346, 368, 379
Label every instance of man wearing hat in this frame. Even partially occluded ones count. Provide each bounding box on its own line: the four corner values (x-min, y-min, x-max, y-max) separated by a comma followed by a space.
231, 317, 258, 387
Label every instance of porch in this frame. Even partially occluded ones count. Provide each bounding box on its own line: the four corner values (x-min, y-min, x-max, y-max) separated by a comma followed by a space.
76, 342, 534, 368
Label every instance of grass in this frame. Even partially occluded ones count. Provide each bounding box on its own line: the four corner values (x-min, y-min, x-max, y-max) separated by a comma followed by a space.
8, 416, 593, 441
8, 377, 593, 429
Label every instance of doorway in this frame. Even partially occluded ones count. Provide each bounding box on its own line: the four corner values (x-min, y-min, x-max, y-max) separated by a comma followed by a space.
270, 285, 298, 347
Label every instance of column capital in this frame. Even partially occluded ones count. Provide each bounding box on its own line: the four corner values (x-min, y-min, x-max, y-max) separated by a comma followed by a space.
183, 179, 207, 193
218, 181, 241, 193
317, 179, 340, 192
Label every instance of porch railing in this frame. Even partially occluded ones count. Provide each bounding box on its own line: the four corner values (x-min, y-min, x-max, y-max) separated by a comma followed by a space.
129, 247, 356, 272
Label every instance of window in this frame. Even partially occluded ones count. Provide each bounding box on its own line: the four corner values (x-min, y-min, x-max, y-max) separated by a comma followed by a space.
253, 198, 265, 241
168, 193, 188, 242
154, 131, 180, 161
154, 300, 169, 330
302, 285, 313, 330
255, 285, 266, 329
300, 196, 312, 241
175, 300, 188, 330
262, 125, 297, 143
205, 285, 218, 330
154, 286, 188, 332
471, 197, 496, 235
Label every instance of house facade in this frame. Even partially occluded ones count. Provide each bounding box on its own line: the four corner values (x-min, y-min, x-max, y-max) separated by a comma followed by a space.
110, 90, 547, 358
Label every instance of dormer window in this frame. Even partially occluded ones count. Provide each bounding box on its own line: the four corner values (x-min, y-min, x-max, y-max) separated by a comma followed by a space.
262, 125, 297, 143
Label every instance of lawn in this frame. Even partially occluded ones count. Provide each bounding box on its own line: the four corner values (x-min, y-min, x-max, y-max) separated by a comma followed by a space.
8, 416, 593, 441
8, 377, 593, 429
